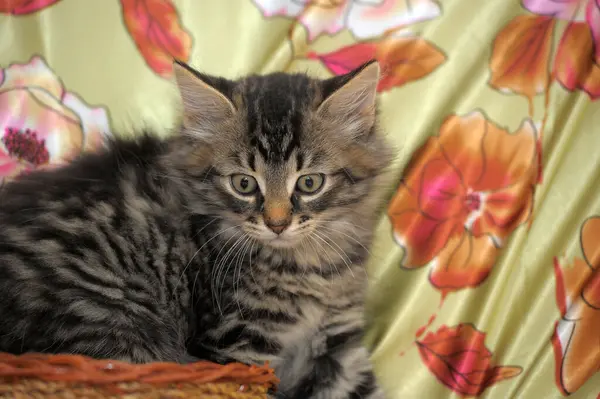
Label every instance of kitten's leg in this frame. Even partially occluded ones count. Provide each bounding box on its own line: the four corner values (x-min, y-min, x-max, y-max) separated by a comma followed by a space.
281, 329, 384, 399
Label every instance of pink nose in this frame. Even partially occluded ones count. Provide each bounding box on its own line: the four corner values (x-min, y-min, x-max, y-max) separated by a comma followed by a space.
266, 221, 289, 234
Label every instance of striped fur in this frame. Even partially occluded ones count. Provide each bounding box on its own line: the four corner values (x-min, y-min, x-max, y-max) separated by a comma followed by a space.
0, 61, 393, 398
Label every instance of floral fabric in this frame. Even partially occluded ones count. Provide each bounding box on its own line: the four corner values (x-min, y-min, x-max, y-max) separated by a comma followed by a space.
1, 0, 599, 397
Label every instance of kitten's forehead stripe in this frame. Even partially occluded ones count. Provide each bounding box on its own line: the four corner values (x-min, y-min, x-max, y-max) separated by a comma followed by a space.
296, 153, 304, 171
241, 73, 315, 163
248, 153, 256, 171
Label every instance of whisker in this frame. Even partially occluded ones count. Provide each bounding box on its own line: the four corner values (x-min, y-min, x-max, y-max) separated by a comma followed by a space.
305, 234, 323, 276
191, 216, 221, 239
309, 232, 340, 282
213, 233, 248, 314
299, 236, 310, 279
173, 219, 232, 297
233, 235, 253, 318
317, 225, 372, 256
248, 238, 259, 286
320, 218, 370, 233
312, 231, 354, 279
208, 230, 243, 308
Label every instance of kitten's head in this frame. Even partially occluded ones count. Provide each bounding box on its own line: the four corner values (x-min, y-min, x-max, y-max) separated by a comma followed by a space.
170, 61, 393, 256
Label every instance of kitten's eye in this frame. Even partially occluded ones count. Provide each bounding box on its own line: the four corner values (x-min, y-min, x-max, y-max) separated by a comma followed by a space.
230, 174, 258, 195
296, 174, 325, 194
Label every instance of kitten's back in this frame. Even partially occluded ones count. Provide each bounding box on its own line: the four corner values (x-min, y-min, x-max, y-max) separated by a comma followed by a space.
0, 133, 193, 363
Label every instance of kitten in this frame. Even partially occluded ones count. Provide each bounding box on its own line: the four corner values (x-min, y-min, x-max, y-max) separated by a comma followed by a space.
0, 60, 393, 398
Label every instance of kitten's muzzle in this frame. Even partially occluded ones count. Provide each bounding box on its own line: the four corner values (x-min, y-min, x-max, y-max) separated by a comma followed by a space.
266, 220, 290, 235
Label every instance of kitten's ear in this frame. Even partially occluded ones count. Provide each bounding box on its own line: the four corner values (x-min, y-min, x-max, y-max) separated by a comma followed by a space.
173, 60, 236, 139
317, 61, 380, 138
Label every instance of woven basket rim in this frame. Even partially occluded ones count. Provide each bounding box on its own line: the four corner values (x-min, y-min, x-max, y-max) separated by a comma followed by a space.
0, 353, 278, 389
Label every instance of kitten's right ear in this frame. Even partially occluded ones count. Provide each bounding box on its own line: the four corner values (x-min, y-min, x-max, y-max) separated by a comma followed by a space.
173, 60, 236, 139
317, 61, 380, 140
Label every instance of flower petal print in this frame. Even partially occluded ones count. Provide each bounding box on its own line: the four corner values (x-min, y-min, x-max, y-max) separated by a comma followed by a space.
588, 0, 600, 62
495, 0, 600, 99
489, 14, 555, 101
552, 216, 600, 395
120, 0, 192, 78
522, 0, 600, 58
0, 56, 111, 184
0, 0, 60, 14
388, 111, 537, 293
252, 0, 441, 41
554, 20, 600, 98
308, 32, 446, 92
417, 324, 522, 397
522, 0, 586, 20
429, 233, 500, 292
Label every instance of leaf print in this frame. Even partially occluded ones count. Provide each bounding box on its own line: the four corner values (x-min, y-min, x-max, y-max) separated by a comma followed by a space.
120, 0, 192, 78
308, 33, 446, 92
489, 15, 555, 101
417, 324, 522, 397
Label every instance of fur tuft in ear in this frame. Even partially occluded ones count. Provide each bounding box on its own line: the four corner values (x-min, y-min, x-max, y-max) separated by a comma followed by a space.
317, 61, 380, 139
173, 60, 236, 140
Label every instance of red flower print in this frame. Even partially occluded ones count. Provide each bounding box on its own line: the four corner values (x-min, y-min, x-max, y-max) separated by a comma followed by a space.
307, 33, 446, 92
552, 216, 600, 395
120, 0, 192, 78
417, 324, 522, 397
490, 0, 600, 100
0, 0, 59, 14
388, 111, 537, 293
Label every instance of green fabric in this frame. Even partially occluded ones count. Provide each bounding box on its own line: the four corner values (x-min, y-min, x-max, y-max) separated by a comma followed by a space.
1, 0, 600, 397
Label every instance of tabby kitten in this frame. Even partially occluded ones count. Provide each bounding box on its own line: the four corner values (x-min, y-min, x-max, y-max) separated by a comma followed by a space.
0, 60, 393, 398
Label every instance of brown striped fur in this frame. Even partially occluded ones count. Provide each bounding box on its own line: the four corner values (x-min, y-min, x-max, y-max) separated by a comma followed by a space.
0, 61, 393, 399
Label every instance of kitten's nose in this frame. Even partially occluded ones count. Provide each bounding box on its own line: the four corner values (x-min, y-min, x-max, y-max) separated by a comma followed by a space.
266, 220, 290, 235
264, 204, 292, 235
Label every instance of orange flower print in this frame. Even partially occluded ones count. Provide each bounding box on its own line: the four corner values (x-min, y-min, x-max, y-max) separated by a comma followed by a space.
120, 0, 192, 78
0, 0, 59, 14
388, 111, 537, 293
252, 0, 441, 41
417, 324, 522, 397
0, 56, 111, 184
307, 32, 446, 92
490, 0, 600, 100
552, 216, 600, 395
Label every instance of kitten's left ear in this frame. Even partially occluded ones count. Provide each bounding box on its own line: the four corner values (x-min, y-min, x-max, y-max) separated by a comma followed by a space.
173, 60, 236, 139
317, 61, 380, 138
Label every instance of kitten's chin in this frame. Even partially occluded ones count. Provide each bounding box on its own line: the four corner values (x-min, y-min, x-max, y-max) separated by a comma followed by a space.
264, 237, 298, 249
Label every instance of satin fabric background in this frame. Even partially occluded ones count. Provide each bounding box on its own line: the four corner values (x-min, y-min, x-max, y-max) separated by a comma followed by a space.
0, 0, 599, 397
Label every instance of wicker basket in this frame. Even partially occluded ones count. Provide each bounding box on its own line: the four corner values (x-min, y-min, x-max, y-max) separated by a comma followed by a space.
0, 353, 278, 398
